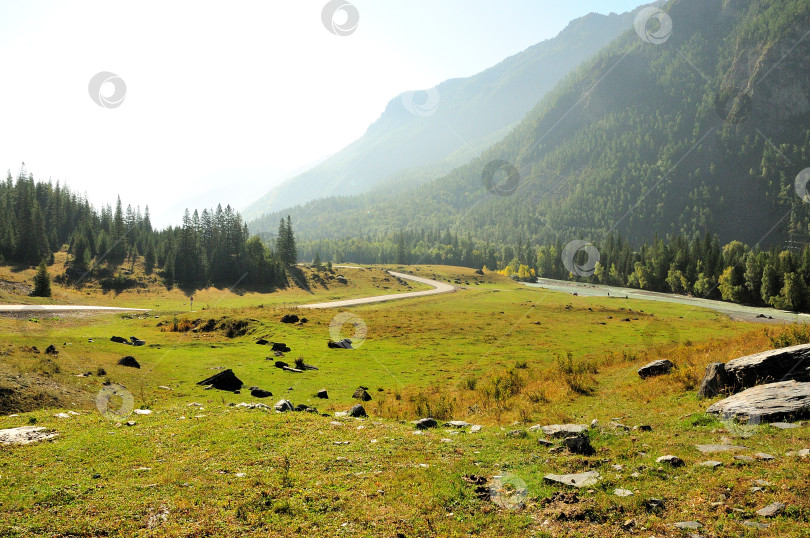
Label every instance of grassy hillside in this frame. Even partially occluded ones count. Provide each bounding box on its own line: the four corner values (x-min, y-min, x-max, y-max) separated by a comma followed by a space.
0, 253, 430, 310
1, 266, 807, 535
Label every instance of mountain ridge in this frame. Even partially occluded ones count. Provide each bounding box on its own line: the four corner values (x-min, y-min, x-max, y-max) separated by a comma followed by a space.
242, 8, 643, 221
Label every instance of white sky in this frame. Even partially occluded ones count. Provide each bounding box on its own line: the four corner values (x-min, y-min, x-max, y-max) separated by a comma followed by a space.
0, 0, 643, 227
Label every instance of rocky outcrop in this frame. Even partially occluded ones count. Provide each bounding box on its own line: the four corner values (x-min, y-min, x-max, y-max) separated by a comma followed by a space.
706, 380, 810, 422
698, 344, 810, 397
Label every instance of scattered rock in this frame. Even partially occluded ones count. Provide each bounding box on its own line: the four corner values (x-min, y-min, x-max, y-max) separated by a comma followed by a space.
699, 460, 723, 468
235, 402, 270, 410
256, 338, 269, 345
538, 438, 554, 447
130, 337, 145, 346
590, 419, 599, 428
197, 369, 243, 391
706, 380, 810, 422
316, 389, 329, 399
0, 426, 58, 446
645, 498, 665, 512
673, 521, 703, 530
638, 359, 674, 379
117, 356, 140, 369
444, 420, 471, 428
133, 409, 152, 415
274, 361, 288, 369
280, 314, 299, 324
347, 404, 367, 418
756, 502, 785, 517
695, 444, 748, 454
734, 455, 755, 463
110, 336, 130, 344
536, 424, 589, 438
414, 418, 438, 430
610, 421, 630, 432
328, 339, 353, 349
563, 433, 594, 455
543, 471, 600, 488
507, 429, 527, 439
44, 344, 58, 355
614, 488, 633, 497
352, 387, 372, 401
770, 422, 802, 431
274, 399, 293, 412
271, 342, 291, 353
754, 452, 775, 461
635, 425, 653, 432
470, 425, 482, 433
656, 455, 685, 467
251, 388, 273, 398
743, 521, 770, 530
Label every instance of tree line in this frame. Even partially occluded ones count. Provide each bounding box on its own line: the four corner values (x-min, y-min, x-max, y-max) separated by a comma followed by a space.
298, 230, 810, 313
0, 166, 295, 291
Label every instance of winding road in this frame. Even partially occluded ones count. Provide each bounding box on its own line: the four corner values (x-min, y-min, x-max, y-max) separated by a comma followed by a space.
3, 271, 803, 323
525, 277, 810, 324
0, 271, 454, 313
300, 270, 455, 309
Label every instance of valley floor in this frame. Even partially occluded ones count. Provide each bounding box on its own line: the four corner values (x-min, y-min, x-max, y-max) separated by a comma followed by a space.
0, 265, 808, 536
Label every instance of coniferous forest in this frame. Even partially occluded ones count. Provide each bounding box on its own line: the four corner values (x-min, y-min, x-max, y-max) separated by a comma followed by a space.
0, 167, 289, 291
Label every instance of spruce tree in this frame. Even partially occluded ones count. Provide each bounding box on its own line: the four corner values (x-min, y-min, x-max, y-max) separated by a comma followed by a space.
32, 260, 51, 297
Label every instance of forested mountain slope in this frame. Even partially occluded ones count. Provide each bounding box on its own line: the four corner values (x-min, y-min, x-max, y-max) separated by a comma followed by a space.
250, 0, 810, 252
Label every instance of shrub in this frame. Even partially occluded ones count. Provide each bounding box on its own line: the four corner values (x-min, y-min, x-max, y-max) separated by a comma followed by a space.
766, 325, 810, 348
555, 352, 597, 395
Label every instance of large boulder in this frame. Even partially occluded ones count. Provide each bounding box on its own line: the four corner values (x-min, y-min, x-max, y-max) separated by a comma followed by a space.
706, 380, 810, 422
638, 359, 674, 379
197, 369, 243, 391
697, 362, 730, 398
699, 344, 810, 397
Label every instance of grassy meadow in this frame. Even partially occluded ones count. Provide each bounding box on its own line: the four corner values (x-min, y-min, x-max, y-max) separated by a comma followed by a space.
0, 264, 808, 536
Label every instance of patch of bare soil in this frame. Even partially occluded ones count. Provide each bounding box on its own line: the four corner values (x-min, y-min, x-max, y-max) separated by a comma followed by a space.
0, 279, 32, 296
0, 371, 90, 415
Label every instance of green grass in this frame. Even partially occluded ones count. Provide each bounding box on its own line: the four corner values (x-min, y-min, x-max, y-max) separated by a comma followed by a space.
0, 265, 808, 536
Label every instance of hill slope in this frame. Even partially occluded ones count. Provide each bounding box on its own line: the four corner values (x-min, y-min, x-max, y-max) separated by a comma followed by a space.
243, 8, 642, 221
250, 0, 810, 251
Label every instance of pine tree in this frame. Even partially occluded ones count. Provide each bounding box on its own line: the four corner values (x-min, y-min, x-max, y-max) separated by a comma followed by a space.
32, 260, 51, 297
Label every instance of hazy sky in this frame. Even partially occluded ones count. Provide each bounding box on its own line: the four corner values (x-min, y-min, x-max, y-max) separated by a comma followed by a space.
0, 0, 644, 227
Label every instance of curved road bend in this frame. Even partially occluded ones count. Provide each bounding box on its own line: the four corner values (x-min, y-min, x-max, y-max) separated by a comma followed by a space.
300, 270, 455, 309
